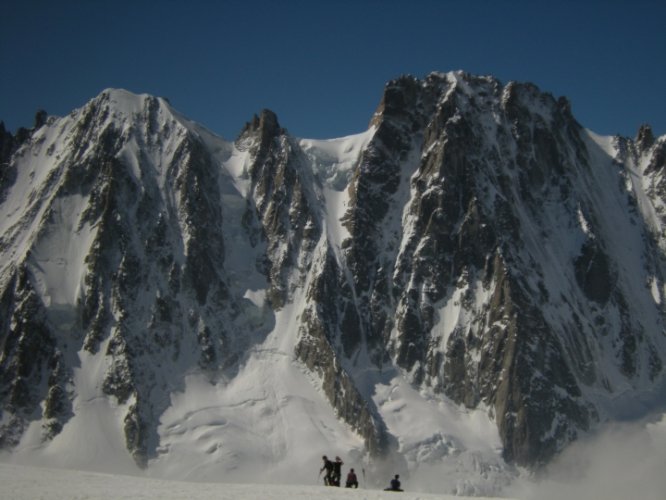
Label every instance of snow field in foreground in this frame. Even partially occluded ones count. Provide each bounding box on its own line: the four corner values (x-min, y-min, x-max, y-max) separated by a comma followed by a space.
0, 463, 507, 500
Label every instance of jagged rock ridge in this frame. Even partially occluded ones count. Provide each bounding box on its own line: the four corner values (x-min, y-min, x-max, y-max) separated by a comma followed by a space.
1, 73, 665, 476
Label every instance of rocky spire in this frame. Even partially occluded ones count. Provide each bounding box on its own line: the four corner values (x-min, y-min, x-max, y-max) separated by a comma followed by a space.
636, 123, 655, 151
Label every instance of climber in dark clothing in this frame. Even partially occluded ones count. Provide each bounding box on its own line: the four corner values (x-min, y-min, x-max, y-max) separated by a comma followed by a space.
332, 456, 343, 486
345, 468, 359, 488
385, 474, 403, 491
320, 455, 335, 486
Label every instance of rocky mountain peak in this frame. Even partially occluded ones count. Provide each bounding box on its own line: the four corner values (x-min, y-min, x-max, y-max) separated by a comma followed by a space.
370, 74, 424, 125
637, 123, 656, 151
237, 108, 283, 149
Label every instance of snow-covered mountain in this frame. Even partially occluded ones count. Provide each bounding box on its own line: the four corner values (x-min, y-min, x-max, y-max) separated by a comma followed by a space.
1, 72, 665, 495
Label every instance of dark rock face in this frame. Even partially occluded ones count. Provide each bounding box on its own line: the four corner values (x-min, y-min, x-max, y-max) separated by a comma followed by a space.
0, 122, 14, 166
1, 77, 665, 472
575, 239, 614, 304
239, 111, 321, 309
0, 266, 69, 447
328, 72, 666, 466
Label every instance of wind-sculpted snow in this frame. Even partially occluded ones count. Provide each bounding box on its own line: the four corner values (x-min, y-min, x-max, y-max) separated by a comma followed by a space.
1, 73, 665, 497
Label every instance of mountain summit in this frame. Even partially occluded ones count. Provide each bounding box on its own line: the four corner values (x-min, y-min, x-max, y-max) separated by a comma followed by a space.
1, 73, 665, 492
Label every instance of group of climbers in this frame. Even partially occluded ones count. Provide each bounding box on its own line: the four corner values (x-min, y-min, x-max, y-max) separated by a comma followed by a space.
320, 455, 357, 487
319, 455, 402, 491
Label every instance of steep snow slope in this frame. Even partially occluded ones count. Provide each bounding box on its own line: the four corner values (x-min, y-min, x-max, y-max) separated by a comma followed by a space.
300, 128, 375, 258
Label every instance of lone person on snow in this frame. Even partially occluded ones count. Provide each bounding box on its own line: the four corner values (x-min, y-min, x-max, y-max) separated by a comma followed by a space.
385, 474, 403, 492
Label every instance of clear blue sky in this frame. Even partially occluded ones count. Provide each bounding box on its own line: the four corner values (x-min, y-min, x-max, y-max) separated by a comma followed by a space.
1, 0, 665, 140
